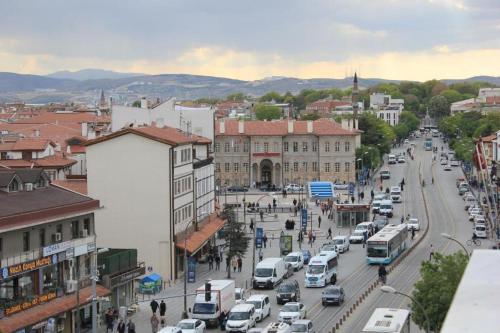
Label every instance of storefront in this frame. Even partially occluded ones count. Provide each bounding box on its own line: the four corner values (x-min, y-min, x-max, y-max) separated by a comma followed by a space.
334, 203, 371, 228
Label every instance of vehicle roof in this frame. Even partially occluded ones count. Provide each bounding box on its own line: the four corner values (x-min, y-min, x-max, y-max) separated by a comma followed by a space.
281, 302, 301, 307
196, 279, 234, 290
158, 327, 182, 333
324, 285, 342, 291
247, 294, 268, 301
368, 224, 406, 242
390, 186, 400, 190
362, 308, 410, 333
231, 303, 255, 311
333, 235, 348, 239
292, 319, 312, 325
178, 319, 198, 324
380, 170, 390, 173
408, 218, 419, 222
380, 199, 393, 204
309, 251, 337, 264
357, 221, 374, 226
257, 257, 283, 266
286, 251, 302, 257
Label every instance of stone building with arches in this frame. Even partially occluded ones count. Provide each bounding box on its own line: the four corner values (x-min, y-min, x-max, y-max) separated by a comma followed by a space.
214, 119, 361, 188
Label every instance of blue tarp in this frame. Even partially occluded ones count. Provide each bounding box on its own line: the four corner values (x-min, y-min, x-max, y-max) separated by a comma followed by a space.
141, 273, 162, 283
308, 181, 335, 199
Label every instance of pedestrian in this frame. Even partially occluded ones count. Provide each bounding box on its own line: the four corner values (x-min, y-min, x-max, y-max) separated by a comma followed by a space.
105, 308, 114, 332
226, 257, 230, 272
371, 190, 374, 200
298, 231, 303, 243
308, 231, 313, 245
249, 219, 254, 232
218, 310, 227, 330
237, 256, 242, 272
411, 228, 415, 240
360, 191, 365, 200
260, 210, 264, 222
127, 319, 136, 333
215, 254, 220, 270
318, 216, 322, 228
327, 227, 332, 239
208, 253, 213, 270
293, 198, 297, 207
259, 249, 263, 262
429, 244, 434, 261
294, 206, 297, 217
117, 319, 126, 333
232, 257, 238, 273
151, 314, 160, 333
400, 216, 404, 224
263, 233, 268, 248
268, 203, 272, 213
312, 231, 316, 243
159, 300, 166, 319
351, 196, 355, 204
150, 299, 159, 314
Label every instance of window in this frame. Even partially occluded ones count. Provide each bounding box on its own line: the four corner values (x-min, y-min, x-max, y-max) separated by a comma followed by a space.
56, 224, 63, 241
293, 162, 299, 172
380, 113, 384, 119
234, 163, 239, 172
284, 162, 289, 172
225, 163, 230, 172
23, 231, 30, 251
173, 151, 177, 164
302, 142, 308, 152
243, 141, 250, 152
274, 142, 279, 152
264, 142, 269, 152
224, 142, 230, 153
39, 229, 46, 247
283, 142, 289, 152
345, 142, 350, 152
303, 162, 308, 172
84, 218, 91, 236
214, 143, 220, 152
335, 142, 340, 152
312, 141, 318, 152
8, 179, 19, 192
345, 162, 350, 172
325, 163, 330, 173
293, 142, 298, 152
334, 162, 340, 173
233, 143, 240, 153
216, 163, 220, 172
325, 142, 330, 152
312, 162, 318, 172
71, 220, 79, 239
243, 163, 249, 173
254, 142, 260, 152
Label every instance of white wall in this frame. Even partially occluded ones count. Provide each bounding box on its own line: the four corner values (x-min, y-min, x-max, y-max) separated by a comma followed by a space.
86, 134, 174, 280
195, 164, 215, 222
69, 153, 87, 175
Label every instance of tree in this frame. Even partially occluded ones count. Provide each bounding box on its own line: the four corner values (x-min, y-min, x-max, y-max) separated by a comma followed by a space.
221, 209, 250, 279
393, 123, 410, 141
259, 91, 283, 103
226, 92, 246, 102
440, 89, 465, 104
255, 104, 282, 120
399, 111, 420, 132
356, 145, 381, 170
428, 95, 450, 119
300, 113, 320, 121
412, 252, 468, 332
132, 100, 141, 107
358, 113, 395, 155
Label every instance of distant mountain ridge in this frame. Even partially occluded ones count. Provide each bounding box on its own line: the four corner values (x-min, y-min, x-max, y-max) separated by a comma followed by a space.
47, 69, 146, 81
0, 70, 498, 103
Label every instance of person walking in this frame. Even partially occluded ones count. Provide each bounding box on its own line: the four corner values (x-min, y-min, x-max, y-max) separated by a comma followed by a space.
268, 203, 272, 213
318, 216, 322, 228
208, 253, 213, 270
308, 231, 313, 245
429, 244, 435, 261
249, 219, 254, 232
215, 254, 221, 270
312, 231, 317, 243
151, 314, 160, 333
411, 228, 415, 240
259, 249, 263, 262
226, 257, 230, 272
260, 210, 264, 222
159, 300, 166, 320
117, 319, 126, 333
237, 256, 242, 272
263, 234, 268, 248
150, 299, 159, 314
370, 190, 374, 200
127, 319, 136, 333
105, 308, 114, 332
293, 198, 297, 207
327, 227, 332, 239
232, 257, 238, 273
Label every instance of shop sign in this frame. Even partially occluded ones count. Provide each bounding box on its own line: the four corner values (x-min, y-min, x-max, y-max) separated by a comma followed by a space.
43, 240, 72, 256
4, 291, 57, 316
74, 244, 89, 257
66, 248, 74, 259
109, 265, 146, 287
1, 255, 57, 280
87, 242, 96, 252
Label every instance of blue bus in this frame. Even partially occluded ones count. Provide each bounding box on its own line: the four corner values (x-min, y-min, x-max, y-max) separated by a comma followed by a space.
424, 138, 432, 151
366, 224, 408, 264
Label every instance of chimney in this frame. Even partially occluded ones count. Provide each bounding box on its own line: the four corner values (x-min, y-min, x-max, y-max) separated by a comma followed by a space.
220, 119, 225, 134
307, 121, 313, 133
238, 120, 244, 134
81, 122, 88, 137
288, 120, 294, 134
140, 97, 148, 109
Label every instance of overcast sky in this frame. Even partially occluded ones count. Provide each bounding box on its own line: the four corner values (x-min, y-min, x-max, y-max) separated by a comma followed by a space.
1, 0, 499, 81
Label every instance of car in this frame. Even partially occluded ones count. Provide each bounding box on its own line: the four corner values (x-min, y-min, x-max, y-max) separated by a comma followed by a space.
235, 288, 246, 304
246, 294, 271, 322
444, 164, 452, 171
474, 224, 487, 238
397, 156, 405, 163
390, 186, 402, 203
227, 185, 249, 193
349, 230, 365, 244
321, 285, 345, 306
319, 243, 337, 255
226, 303, 257, 332
404, 139, 409, 144
380, 170, 391, 179
284, 184, 304, 193
450, 159, 460, 166
300, 250, 312, 265
474, 216, 486, 225
159, 327, 182, 333
177, 319, 206, 333
355, 222, 375, 236
284, 252, 304, 271
440, 159, 448, 165
276, 280, 301, 304
459, 186, 469, 196
261, 322, 292, 333
373, 217, 388, 231
278, 302, 307, 324
290, 320, 315, 333
332, 236, 350, 253
407, 218, 420, 231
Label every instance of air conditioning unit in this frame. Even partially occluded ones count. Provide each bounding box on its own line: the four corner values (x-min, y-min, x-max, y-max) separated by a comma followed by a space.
79, 229, 88, 238
25, 183, 33, 191
65, 280, 78, 293
54, 232, 62, 242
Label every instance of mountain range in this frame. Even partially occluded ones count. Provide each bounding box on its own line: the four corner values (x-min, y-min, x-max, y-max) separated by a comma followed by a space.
0, 70, 499, 104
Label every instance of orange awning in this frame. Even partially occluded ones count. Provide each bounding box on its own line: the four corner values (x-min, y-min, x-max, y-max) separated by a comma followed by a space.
176, 215, 225, 254
0, 285, 111, 333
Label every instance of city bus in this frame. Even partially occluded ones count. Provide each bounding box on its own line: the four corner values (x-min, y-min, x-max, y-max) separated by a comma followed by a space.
366, 224, 408, 264
424, 138, 432, 151
304, 252, 338, 287
363, 308, 411, 333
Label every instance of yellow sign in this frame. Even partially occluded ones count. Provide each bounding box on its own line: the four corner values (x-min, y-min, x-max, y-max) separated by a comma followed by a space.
6, 256, 53, 277
5, 291, 57, 316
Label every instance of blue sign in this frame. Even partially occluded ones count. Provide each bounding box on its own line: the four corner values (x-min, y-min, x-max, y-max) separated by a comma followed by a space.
256, 227, 264, 248
348, 183, 355, 195
301, 209, 308, 231
187, 257, 197, 283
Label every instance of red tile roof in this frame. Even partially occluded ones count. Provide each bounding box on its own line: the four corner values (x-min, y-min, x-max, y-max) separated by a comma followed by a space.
0, 285, 110, 333
176, 215, 225, 253
306, 99, 351, 110
0, 154, 76, 169
69, 145, 86, 154
215, 119, 361, 136
52, 179, 88, 195
14, 110, 111, 124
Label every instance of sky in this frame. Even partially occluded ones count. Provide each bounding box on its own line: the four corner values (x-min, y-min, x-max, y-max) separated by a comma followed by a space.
0, 0, 499, 81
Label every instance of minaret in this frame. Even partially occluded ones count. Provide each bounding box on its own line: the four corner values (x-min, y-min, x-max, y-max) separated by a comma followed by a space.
99, 89, 106, 107
352, 72, 359, 129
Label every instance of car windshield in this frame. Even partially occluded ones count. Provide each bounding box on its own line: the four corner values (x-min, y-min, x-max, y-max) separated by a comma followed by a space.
381, 204, 392, 209
192, 303, 216, 314
255, 268, 273, 277
178, 322, 195, 329
324, 288, 340, 295
247, 301, 262, 309
282, 304, 299, 312
228, 311, 250, 321
285, 256, 298, 262
290, 323, 308, 332
356, 225, 367, 230
476, 226, 486, 231
321, 245, 336, 252
278, 284, 295, 292
307, 265, 325, 274
334, 239, 345, 245
409, 219, 418, 224
235, 291, 242, 300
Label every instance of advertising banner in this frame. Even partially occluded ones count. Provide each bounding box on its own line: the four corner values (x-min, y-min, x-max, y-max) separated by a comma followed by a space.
280, 235, 293, 256
301, 209, 307, 231
255, 227, 263, 248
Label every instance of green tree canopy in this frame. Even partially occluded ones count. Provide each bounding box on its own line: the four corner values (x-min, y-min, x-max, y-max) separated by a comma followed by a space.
259, 91, 283, 103
221, 209, 250, 279
300, 113, 320, 121
132, 100, 141, 107
358, 113, 394, 155
356, 145, 381, 170
399, 111, 420, 132
226, 92, 246, 101
440, 89, 465, 104
255, 104, 282, 120
428, 95, 450, 119
412, 252, 468, 332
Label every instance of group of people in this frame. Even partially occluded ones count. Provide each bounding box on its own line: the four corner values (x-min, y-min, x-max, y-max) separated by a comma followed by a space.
104, 308, 136, 333
149, 299, 167, 333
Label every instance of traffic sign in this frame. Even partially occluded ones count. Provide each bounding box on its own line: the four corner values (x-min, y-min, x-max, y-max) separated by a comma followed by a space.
256, 227, 263, 248
301, 209, 308, 231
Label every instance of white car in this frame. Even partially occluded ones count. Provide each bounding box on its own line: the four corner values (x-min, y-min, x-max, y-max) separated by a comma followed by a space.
235, 288, 246, 304
349, 230, 365, 244
177, 319, 206, 333
284, 252, 304, 271
246, 294, 271, 322
319, 243, 337, 255
407, 218, 420, 231
404, 139, 409, 144
291, 320, 315, 333
260, 322, 292, 333
444, 164, 452, 171
278, 302, 307, 324
332, 236, 350, 253
285, 184, 304, 193
440, 159, 448, 165
397, 156, 406, 163
159, 327, 182, 333
226, 304, 257, 332
450, 159, 460, 166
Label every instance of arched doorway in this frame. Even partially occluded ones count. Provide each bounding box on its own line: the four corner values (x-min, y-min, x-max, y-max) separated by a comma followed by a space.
260, 159, 273, 186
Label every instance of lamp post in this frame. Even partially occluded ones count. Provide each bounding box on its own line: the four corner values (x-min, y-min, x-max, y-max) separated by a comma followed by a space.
252, 194, 273, 280
380, 285, 431, 333
441, 233, 470, 257
356, 158, 362, 201
182, 221, 194, 319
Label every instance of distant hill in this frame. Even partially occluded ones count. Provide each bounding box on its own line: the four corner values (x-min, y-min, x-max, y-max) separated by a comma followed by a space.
0, 70, 498, 103
47, 69, 146, 81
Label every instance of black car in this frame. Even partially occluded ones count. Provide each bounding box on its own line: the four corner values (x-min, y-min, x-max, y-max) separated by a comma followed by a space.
322, 285, 345, 306
373, 217, 388, 232
276, 280, 300, 305
227, 186, 249, 193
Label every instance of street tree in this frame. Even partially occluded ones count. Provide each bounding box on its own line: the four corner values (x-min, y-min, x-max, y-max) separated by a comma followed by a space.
358, 113, 394, 155
222, 209, 250, 279
428, 95, 450, 119
300, 113, 320, 120
259, 91, 283, 103
226, 92, 246, 101
255, 104, 282, 120
411, 252, 468, 332
399, 111, 420, 132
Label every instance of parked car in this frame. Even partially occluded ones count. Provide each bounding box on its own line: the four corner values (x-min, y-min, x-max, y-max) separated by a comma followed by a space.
300, 250, 312, 265
177, 319, 206, 333
321, 285, 345, 306
380, 170, 391, 179
450, 159, 460, 166
278, 302, 307, 324
227, 186, 249, 193
355, 222, 375, 237
397, 156, 406, 163
290, 320, 315, 333
246, 294, 271, 322
332, 236, 350, 253
444, 164, 452, 171
285, 184, 304, 193
349, 230, 365, 244
404, 139, 409, 144
276, 280, 301, 305
440, 159, 448, 165
406, 218, 420, 231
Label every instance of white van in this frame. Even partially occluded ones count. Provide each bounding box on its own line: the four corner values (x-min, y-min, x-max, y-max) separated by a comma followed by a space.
246, 294, 271, 322
305, 252, 338, 287
226, 303, 257, 332
355, 222, 375, 237
332, 236, 350, 253
473, 224, 487, 238
253, 258, 286, 289
388, 154, 397, 164
379, 200, 394, 218
284, 252, 304, 271
390, 186, 402, 203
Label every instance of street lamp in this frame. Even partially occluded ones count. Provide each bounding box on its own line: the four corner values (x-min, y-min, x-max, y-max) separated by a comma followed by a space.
441, 233, 470, 257
380, 285, 431, 333
182, 221, 194, 319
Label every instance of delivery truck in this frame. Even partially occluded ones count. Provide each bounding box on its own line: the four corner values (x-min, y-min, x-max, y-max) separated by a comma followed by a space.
191, 279, 235, 327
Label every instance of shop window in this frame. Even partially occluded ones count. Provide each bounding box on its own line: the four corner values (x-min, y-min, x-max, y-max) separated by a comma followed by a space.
71, 220, 79, 239
23, 231, 30, 252
84, 218, 91, 236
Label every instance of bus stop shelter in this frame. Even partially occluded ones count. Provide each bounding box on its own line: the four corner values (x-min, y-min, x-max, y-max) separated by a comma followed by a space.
334, 203, 371, 229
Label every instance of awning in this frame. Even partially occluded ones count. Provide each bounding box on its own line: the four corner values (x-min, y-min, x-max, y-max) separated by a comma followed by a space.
141, 273, 162, 284
176, 215, 225, 254
0, 285, 111, 333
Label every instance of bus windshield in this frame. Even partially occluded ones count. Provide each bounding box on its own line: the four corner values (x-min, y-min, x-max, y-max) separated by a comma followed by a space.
367, 245, 387, 258
307, 264, 325, 274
